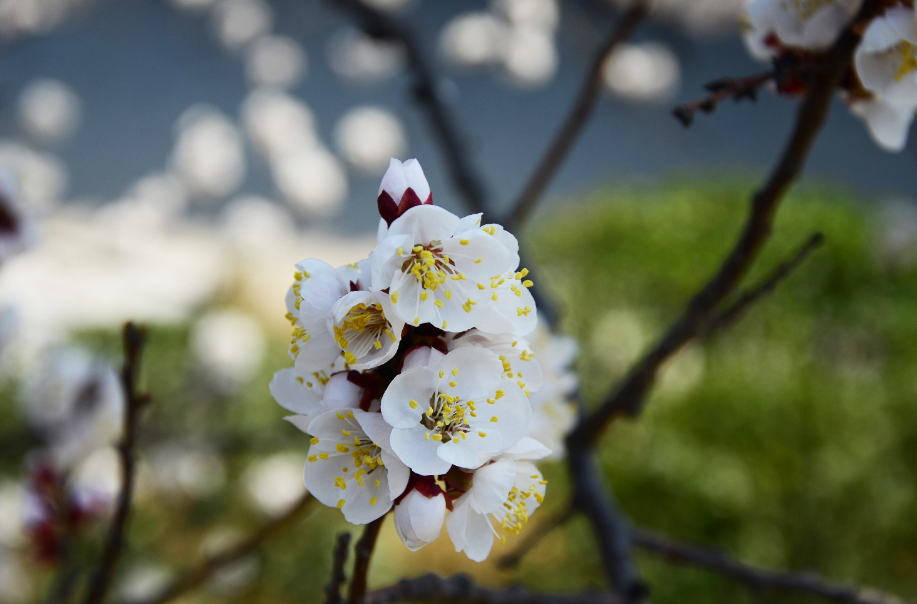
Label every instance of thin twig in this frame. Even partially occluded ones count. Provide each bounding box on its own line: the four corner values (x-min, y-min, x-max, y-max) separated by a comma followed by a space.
119, 492, 314, 604
80, 322, 149, 604
505, 0, 649, 231
572, 0, 879, 448
348, 515, 386, 604
326, 532, 352, 604
366, 574, 624, 604
497, 507, 574, 570
673, 71, 775, 127
703, 232, 824, 335
632, 528, 912, 604
330, 0, 490, 214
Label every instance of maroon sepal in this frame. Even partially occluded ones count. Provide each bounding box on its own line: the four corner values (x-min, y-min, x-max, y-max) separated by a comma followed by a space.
395, 473, 453, 511
346, 370, 380, 411
378, 189, 435, 226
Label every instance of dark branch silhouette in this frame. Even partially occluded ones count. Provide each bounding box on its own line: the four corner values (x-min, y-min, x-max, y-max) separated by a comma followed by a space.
573, 0, 880, 448
673, 71, 775, 127
505, 0, 649, 230
348, 515, 387, 604
119, 493, 314, 604
80, 322, 149, 604
632, 527, 913, 604
366, 574, 624, 604
326, 532, 353, 604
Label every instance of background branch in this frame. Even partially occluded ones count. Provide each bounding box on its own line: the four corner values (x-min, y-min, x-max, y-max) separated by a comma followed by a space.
632, 528, 912, 604
505, 0, 649, 230
326, 532, 352, 604
120, 493, 314, 604
330, 0, 491, 214
673, 71, 775, 127
573, 0, 878, 448
80, 322, 149, 604
366, 574, 624, 604
348, 515, 386, 604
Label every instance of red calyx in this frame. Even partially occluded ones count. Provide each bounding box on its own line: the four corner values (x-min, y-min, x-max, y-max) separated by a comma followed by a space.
378, 188, 433, 226
395, 473, 454, 511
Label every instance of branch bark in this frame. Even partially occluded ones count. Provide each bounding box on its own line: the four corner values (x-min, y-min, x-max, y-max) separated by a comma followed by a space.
326, 532, 353, 604
118, 492, 314, 604
80, 322, 149, 604
366, 574, 624, 604
505, 0, 649, 231
348, 515, 386, 604
632, 527, 913, 604
572, 0, 878, 448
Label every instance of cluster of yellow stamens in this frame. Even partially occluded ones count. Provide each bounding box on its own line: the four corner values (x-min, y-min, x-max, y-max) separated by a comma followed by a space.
895, 41, 917, 81
333, 301, 396, 364
307, 410, 387, 510
414, 367, 503, 442
496, 476, 547, 540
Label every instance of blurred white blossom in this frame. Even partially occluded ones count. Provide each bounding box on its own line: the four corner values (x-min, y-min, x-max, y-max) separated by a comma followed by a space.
241, 89, 318, 160
245, 35, 308, 90
221, 195, 298, 249
0, 0, 92, 40
270, 147, 348, 216
493, 0, 559, 32
244, 452, 307, 516
21, 347, 124, 468
440, 13, 507, 68
170, 106, 246, 200
115, 563, 174, 602
168, 0, 218, 11
17, 79, 81, 146
502, 25, 558, 88
192, 309, 266, 390
361, 0, 415, 10
602, 42, 681, 103
335, 106, 407, 174
96, 172, 188, 230
0, 480, 26, 547
148, 443, 227, 499
327, 27, 405, 83
211, 0, 273, 51
71, 446, 122, 503
0, 551, 31, 603
0, 142, 68, 210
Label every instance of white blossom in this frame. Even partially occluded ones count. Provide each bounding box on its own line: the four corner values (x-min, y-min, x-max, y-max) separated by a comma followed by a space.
381, 347, 530, 475
371, 203, 531, 334
271, 361, 360, 434
445, 437, 550, 561
393, 486, 446, 551
525, 325, 578, 459
448, 328, 543, 395
744, 0, 863, 54
300, 408, 410, 524
852, 5, 917, 151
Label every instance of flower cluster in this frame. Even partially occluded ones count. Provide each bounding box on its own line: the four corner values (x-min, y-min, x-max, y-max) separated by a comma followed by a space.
271, 158, 550, 561
744, 0, 917, 151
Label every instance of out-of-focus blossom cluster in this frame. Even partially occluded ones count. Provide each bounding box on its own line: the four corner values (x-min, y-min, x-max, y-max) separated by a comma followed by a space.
743, 0, 917, 151
602, 42, 681, 103
270, 158, 580, 561
440, 0, 560, 89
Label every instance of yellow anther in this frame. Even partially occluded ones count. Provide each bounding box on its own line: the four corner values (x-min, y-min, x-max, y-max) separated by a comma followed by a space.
490, 416, 499, 422
445, 290, 452, 300
336, 444, 350, 453
523, 280, 534, 288
319, 452, 329, 460
425, 432, 430, 441
432, 434, 443, 441
310, 437, 320, 445
336, 412, 345, 420
409, 399, 418, 409
337, 499, 345, 509
495, 389, 505, 399
391, 291, 399, 303
420, 291, 428, 301
308, 455, 317, 463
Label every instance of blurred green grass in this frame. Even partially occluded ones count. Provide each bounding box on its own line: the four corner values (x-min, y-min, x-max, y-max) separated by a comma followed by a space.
3, 177, 917, 603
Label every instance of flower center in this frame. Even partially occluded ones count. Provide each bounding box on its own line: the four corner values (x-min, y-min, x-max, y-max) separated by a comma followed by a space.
333, 302, 396, 364
895, 41, 917, 81
400, 242, 462, 292
789, 0, 835, 21
420, 391, 474, 443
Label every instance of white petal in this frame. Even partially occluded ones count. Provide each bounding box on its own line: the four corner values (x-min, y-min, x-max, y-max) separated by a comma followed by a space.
379, 157, 408, 198
354, 409, 395, 454
479, 382, 530, 451
436, 428, 503, 469
437, 347, 503, 403
323, 373, 363, 411
381, 450, 410, 499
390, 268, 439, 328
460, 504, 496, 561
387, 205, 460, 244
269, 368, 324, 415
469, 458, 516, 514
370, 233, 412, 291
453, 213, 483, 234
377, 217, 389, 244
441, 231, 516, 282
292, 328, 341, 374
852, 97, 914, 151
296, 259, 348, 313
401, 158, 431, 201
445, 492, 471, 552
390, 423, 452, 476
886, 5, 917, 45
394, 489, 444, 551
284, 414, 313, 434
502, 437, 552, 461
381, 366, 438, 429
401, 346, 446, 371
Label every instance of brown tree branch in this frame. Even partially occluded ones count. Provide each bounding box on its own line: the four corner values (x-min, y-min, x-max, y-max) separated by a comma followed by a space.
703, 232, 824, 336
326, 532, 353, 604
572, 0, 879, 448
80, 322, 149, 604
329, 0, 491, 214
118, 492, 314, 604
348, 515, 386, 604
632, 528, 913, 604
505, 0, 649, 231
365, 574, 624, 604
673, 71, 775, 127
